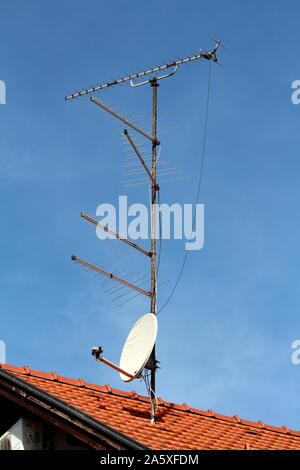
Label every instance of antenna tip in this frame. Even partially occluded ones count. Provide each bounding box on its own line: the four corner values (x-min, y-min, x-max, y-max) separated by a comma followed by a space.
124, 129, 128, 135
71, 255, 76, 261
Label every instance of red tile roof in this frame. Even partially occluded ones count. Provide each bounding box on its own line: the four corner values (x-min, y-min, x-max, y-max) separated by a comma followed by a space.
1, 363, 300, 450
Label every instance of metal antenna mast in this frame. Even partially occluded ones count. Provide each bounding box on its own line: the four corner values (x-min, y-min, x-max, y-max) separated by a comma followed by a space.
67, 39, 222, 424
149, 77, 158, 418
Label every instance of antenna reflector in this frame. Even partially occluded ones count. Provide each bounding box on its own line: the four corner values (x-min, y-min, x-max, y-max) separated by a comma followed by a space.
119, 313, 158, 382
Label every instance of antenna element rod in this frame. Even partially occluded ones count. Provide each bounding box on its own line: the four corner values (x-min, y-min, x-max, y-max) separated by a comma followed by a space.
90, 97, 159, 145
123, 130, 160, 190
80, 212, 152, 257
71, 256, 151, 297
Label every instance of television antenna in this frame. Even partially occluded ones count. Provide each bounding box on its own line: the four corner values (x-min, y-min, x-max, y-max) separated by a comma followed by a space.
67, 39, 223, 423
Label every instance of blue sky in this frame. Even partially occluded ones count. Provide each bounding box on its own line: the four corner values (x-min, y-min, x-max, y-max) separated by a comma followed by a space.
1, 0, 300, 430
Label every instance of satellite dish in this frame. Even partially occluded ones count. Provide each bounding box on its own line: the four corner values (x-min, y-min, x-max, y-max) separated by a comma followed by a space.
119, 313, 158, 382
91, 313, 157, 382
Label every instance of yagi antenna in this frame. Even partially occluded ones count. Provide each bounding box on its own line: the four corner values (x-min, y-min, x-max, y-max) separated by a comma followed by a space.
68, 39, 222, 424
64, 40, 221, 101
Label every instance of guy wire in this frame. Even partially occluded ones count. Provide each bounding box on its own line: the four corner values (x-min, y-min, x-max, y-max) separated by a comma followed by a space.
157, 62, 212, 314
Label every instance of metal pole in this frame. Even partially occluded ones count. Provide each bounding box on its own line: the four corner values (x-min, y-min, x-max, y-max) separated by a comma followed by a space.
150, 78, 158, 424
97, 357, 136, 380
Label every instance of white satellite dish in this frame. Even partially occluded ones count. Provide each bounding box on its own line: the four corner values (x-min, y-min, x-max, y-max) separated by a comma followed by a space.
91, 312, 158, 382
119, 313, 158, 382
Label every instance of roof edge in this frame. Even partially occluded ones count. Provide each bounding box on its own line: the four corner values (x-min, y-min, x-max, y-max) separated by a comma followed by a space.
0, 369, 148, 450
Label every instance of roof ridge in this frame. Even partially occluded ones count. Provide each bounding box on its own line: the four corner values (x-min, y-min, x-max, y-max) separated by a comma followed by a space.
0, 362, 299, 437
0, 362, 150, 400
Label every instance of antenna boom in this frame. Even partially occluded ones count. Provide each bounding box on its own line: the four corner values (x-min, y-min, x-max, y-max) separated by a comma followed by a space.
64, 41, 221, 101
80, 212, 152, 257
90, 97, 159, 144
71, 256, 152, 297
